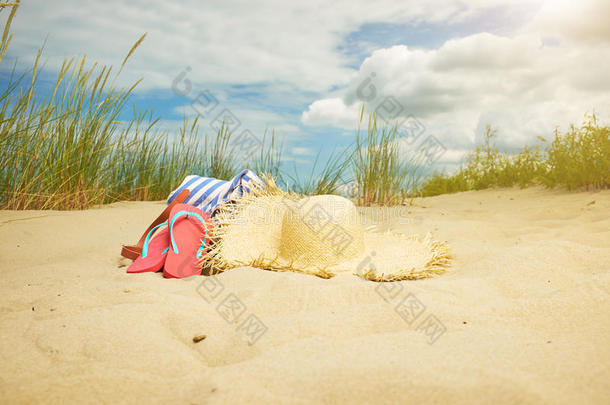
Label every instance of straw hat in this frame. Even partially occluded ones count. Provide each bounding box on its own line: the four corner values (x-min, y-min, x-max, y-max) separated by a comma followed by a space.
201, 180, 451, 281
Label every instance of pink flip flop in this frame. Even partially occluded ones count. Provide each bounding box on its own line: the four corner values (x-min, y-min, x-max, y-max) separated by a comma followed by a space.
126, 225, 170, 273
163, 204, 213, 279
121, 189, 190, 261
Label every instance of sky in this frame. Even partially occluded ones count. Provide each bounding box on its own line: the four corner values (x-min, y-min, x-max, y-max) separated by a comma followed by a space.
2, 0, 610, 178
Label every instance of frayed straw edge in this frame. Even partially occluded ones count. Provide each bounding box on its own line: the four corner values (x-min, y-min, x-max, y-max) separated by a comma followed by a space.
199, 175, 334, 278
199, 176, 452, 282
198, 174, 298, 272
357, 237, 452, 282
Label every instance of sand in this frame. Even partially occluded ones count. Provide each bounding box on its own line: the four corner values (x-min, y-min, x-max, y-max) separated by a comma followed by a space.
0, 187, 608, 404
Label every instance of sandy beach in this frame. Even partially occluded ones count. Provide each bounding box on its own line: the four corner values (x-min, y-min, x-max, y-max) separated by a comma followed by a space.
1, 186, 608, 404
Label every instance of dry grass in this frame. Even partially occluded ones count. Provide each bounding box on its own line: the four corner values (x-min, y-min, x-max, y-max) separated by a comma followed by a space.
0, 6, 256, 209
353, 107, 424, 205
0, 41, 209, 209
0, 1, 19, 62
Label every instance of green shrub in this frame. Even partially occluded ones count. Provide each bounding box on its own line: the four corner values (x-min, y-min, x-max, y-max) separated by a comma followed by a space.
418, 115, 609, 197
543, 114, 610, 190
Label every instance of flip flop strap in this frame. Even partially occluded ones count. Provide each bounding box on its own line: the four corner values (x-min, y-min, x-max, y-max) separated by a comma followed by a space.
168, 210, 210, 254
141, 221, 168, 258
120, 189, 190, 260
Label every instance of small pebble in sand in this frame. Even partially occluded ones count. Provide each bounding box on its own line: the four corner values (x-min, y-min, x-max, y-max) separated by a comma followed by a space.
463, 321, 467, 324
193, 335, 207, 343
123, 289, 131, 293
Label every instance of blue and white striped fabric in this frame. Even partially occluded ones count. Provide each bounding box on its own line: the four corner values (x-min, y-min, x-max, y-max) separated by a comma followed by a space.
167, 169, 263, 215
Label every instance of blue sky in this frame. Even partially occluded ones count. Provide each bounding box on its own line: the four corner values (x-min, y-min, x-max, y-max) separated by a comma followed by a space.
2, 0, 610, 181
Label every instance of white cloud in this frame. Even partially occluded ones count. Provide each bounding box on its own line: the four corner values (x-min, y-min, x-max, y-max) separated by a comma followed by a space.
426, 148, 469, 165
302, 0, 610, 151
4, 0, 537, 93
526, 0, 610, 45
290, 147, 315, 156
172, 102, 303, 142
301, 98, 362, 129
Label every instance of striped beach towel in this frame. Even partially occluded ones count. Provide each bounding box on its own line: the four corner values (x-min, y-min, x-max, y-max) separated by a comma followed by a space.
167, 169, 262, 215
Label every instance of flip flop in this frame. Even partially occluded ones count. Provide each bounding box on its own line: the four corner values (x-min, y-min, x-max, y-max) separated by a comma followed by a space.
126, 223, 170, 274
163, 204, 213, 279
121, 189, 190, 260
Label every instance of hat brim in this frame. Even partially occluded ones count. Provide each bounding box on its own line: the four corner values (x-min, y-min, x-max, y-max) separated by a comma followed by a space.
200, 182, 451, 281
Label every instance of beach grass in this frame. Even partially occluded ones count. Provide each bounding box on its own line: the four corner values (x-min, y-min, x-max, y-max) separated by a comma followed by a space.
285, 146, 352, 195
206, 122, 237, 181
252, 130, 282, 180
0, 2, 255, 209
0, 37, 210, 209
418, 115, 610, 196
353, 107, 425, 205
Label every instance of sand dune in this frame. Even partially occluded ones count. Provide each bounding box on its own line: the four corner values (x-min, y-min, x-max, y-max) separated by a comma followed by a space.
1, 187, 609, 404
